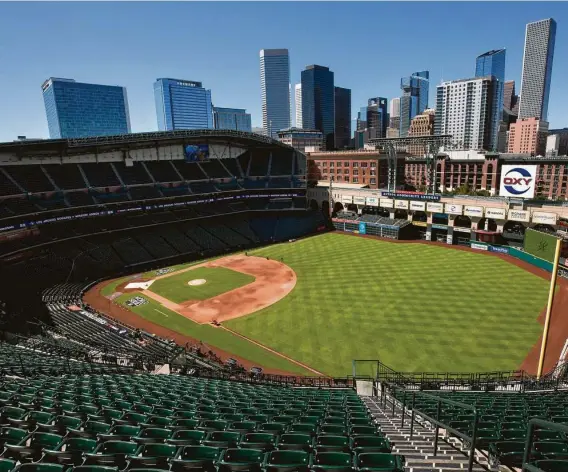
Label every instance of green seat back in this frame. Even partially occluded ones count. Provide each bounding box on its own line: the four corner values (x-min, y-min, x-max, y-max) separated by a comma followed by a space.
0, 459, 15, 472
206, 431, 240, 442
0, 427, 27, 445
200, 420, 228, 431
65, 438, 98, 453
172, 419, 198, 428
34, 433, 64, 449
16, 464, 65, 472
534, 459, 568, 472
278, 434, 311, 447
85, 421, 111, 434
267, 450, 309, 466
241, 433, 276, 444
356, 453, 397, 469
138, 443, 178, 458
320, 425, 346, 435
112, 425, 141, 436
221, 448, 264, 464
99, 441, 138, 454
314, 452, 351, 466
179, 445, 221, 461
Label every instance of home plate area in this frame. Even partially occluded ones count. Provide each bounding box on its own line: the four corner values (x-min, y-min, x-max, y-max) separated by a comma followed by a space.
188, 279, 207, 286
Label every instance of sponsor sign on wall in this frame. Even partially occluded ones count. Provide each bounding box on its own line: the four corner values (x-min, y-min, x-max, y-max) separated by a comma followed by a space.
353, 196, 366, 205
445, 203, 463, 215
409, 201, 426, 211
485, 207, 507, 219
341, 195, 353, 203
413, 221, 428, 227
358, 222, 366, 234
471, 242, 488, 251
508, 209, 530, 222
499, 164, 537, 198
532, 212, 557, 225
432, 224, 448, 230
464, 206, 483, 217
380, 198, 394, 208
381, 191, 441, 201
490, 246, 510, 254
366, 197, 379, 207
427, 202, 444, 213
395, 200, 409, 210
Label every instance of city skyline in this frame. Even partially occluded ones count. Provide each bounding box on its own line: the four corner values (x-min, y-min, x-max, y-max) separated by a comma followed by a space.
0, 2, 566, 142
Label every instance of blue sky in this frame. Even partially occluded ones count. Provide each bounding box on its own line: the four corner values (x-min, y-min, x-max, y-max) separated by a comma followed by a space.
0, 2, 566, 142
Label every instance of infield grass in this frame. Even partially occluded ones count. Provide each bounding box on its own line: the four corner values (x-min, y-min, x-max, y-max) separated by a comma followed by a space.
149, 267, 255, 304
224, 232, 550, 376
114, 292, 310, 375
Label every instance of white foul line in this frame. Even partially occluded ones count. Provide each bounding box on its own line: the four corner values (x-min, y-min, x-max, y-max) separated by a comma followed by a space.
154, 309, 169, 317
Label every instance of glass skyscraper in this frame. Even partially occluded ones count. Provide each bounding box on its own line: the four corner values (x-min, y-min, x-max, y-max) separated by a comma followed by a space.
259, 49, 291, 138
42, 78, 131, 139
213, 107, 252, 132
154, 78, 213, 131
475, 49, 506, 151
399, 71, 429, 137
334, 87, 351, 149
301, 65, 335, 150
518, 18, 556, 121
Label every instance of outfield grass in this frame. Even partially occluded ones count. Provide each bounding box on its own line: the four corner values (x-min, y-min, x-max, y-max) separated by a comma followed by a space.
149, 267, 255, 304
115, 292, 310, 375
224, 233, 550, 376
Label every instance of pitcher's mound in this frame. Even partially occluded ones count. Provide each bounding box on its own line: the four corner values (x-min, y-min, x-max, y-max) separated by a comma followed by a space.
188, 279, 207, 286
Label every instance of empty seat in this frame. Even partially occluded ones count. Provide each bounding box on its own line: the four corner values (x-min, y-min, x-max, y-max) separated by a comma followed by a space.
312, 452, 353, 472
350, 436, 391, 453
276, 434, 312, 452
533, 459, 568, 472
127, 443, 178, 469
354, 453, 405, 472
315, 435, 349, 453
4, 432, 63, 463
168, 429, 206, 446
264, 450, 310, 472
83, 441, 139, 469
217, 448, 265, 472
43, 438, 98, 466
239, 433, 277, 452
170, 445, 221, 472
202, 431, 240, 448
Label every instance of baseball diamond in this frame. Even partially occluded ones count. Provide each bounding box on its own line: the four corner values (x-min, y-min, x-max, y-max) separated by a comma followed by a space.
90, 232, 555, 376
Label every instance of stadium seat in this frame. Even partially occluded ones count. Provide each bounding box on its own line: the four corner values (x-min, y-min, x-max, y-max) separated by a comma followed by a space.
239, 433, 277, 451
533, 459, 568, 472
83, 441, 139, 469
43, 438, 98, 466
264, 450, 310, 472
99, 425, 141, 442
217, 448, 265, 472
3, 432, 63, 463
311, 452, 353, 472
315, 435, 349, 453
276, 434, 313, 452
170, 445, 222, 472
0, 427, 28, 448
488, 441, 525, 468
354, 453, 405, 472
0, 460, 15, 472
202, 431, 241, 448
127, 443, 178, 469
533, 441, 568, 460
12, 465, 65, 472
167, 429, 206, 446
350, 436, 391, 453
133, 428, 173, 444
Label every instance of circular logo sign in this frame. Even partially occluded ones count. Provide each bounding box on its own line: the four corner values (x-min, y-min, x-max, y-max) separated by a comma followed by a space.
503, 167, 533, 195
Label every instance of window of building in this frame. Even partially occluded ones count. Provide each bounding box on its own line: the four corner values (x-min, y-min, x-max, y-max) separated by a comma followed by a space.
329, 168, 335, 174
353, 162, 359, 168
329, 162, 334, 167
353, 169, 358, 175
360, 162, 368, 167
344, 177, 349, 182
353, 177, 359, 183
322, 162, 327, 167
344, 161, 350, 166
370, 178, 376, 184
337, 162, 342, 167
344, 169, 349, 174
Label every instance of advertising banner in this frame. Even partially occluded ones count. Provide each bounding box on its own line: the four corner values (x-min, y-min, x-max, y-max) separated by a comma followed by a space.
184, 144, 209, 162
471, 242, 488, 251
395, 200, 409, 210
445, 203, 463, 215
366, 197, 379, 207
532, 212, 558, 225
427, 202, 444, 212
499, 164, 537, 198
464, 206, 483, 217
358, 222, 366, 234
409, 201, 426, 211
432, 224, 448, 230
485, 207, 507, 219
413, 221, 428, 227
380, 198, 394, 208
490, 245, 510, 254
353, 196, 366, 205
341, 195, 353, 203
508, 209, 530, 223
381, 191, 441, 201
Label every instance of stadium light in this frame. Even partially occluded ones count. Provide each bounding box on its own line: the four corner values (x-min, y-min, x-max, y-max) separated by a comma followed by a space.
537, 237, 562, 379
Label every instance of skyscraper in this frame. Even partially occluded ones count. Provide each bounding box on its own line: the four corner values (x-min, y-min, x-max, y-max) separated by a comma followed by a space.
367, 97, 388, 137
503, 80, 518, 112
294, 84, 302, 128
399, 71, 429, 137
334, 86, 351, 149
301, 65, 335, 150
213, 107, 252, 132
475, 49, 506, 151
387, 97, 401, 138
154, 78, 213, 131
42, 78, 131, 139
259, 49, 291, 138
435, 77, 496, 151
518, 18, 556, 120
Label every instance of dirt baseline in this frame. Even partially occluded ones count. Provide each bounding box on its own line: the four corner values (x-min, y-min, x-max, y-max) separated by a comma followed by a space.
140, 254, 296, 324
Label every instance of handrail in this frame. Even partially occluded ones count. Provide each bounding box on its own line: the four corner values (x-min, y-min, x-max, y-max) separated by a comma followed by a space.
522, 418, 568, 472
385, 385, 480, 472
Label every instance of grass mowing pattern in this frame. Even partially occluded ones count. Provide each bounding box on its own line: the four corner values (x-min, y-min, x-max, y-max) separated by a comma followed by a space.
225, 232, 550, 376
115, 292, 310, 375
150, 267, 254, 304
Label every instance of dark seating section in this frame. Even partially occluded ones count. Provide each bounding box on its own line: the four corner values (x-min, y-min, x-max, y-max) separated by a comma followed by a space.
237, 152, 251, 177
221, 158, 243, 179
111, 239, 153, 266
114, 163, 152, 186
270, 151, 293, 176
172, 162, 207, 181
145, 161, 182, 183
129, 187, 162, 201
43, 165, 86, 190
0, 171, 23, 196
249, 155, 269, 177
65, 192, 96, 207
0, 373, 403, 472
81, 164, 121, 188
134, 232, 178, 260
5, 166, 54, 193
200, 160, 230, 179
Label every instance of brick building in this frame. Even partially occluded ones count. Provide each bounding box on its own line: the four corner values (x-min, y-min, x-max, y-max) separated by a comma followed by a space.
507, 117, 549, 155
407, 109, 435, 155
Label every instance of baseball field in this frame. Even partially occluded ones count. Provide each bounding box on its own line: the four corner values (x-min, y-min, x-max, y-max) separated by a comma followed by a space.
91, 232, 553, 376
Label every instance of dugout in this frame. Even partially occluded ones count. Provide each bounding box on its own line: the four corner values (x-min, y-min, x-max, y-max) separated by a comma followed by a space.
332, 215, 414, 239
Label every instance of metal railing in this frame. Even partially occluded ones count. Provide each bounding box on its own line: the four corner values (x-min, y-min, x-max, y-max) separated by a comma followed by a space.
383, 385, 480, 472
522, 418, 568, 471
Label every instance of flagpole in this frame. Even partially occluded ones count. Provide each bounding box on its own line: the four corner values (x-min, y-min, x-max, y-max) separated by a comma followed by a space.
537, 238, 562, 379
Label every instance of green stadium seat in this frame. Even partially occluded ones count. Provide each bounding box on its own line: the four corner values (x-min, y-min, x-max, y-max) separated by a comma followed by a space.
315, 435, 349, 453
127, 443, 178, 469
319, 425, 347, 436
167, 429, 206, 446
0, 460, 15, 472
312, 452, 353, 472
141, 416, 172, 428
488, 441, 525, 468
202, 431, 241, 448
499, 429, 526, 441
289, 423, 317, 436
533, 459, 568, 472
354, 453, 405, 472
239, 433, 277, 451
12, 464, 65, 472
170, 445, 221, 472
99, 425, 142, 442
264, 450, 310, 472
171, 419, 199, 430
247, 415, 268, 424
0, 407, 26, 425
68, 421, 112, 439
43, 438, 98, 466
276, 434, 312, 452
217, 448, 265, 472
534, 430, 565, 442
259, 423, 286, 434
133, 428, 173, 444
83, 441, 139, 469
4, 432, 64, 463
0, 427, 28, 448
116, 413, 148, 426
230, 421, 257, 433
350, 436, 391, 453
72, 466, 121, 472
533, 441, 568, 460
198, 420, 228, 432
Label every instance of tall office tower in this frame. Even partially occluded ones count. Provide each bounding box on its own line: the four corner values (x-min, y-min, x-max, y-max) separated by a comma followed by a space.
367, 97, 388, 137
260, 49, 291, 138
334, 86, 351, 149
503, 80, 519, 112
518, 18, 556, 120
475, 49, 506, 151
42, 77, 131, 139
435, 77, 496, 151
294, 84, 302, 128
399, 71, 429, 137
407, 109, 435, 155
301, 65, 335, 150
154, 78, 213, 131
213, 107, 252, 132
389, 97, 401, 128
